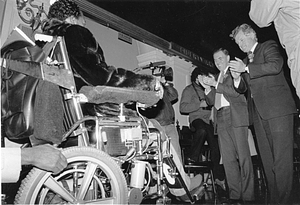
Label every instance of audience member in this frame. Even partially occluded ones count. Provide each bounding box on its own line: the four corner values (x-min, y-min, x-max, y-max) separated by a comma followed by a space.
229, 23, 297, 204
1, 144, 67, 183
249, 0, 300, 99
202, 48, 254, 204
180, 67, 225, 188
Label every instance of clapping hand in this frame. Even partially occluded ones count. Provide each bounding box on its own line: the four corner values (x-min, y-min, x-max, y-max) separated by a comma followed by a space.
202, 74, 217, 87
230, 69, 241, 79
198, 74, 211, 89
228, 57, 246, 73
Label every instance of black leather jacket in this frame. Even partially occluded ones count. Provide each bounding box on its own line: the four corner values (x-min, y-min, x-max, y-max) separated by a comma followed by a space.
42, 20, 115, 89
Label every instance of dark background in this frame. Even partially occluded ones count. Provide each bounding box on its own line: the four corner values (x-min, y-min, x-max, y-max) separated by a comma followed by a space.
87, 0, 280, 61
87, 0, 299, 104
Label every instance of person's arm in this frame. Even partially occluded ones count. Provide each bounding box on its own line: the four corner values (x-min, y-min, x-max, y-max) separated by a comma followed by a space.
248, 41, 284, 79
231, 70, 242, 88
204, 87, 216, 106
233, 73, 248, 94
217, 83, 240, 97
21, 144, 67, 175
180, 86, 200, 114
199, 75, 214, 105
64, 25, 114, 86
2, 145, 67, 183
229, 41, 283, 79
163, 82, 178, 104
249, 0, 282, 28
216, 74, 242, 98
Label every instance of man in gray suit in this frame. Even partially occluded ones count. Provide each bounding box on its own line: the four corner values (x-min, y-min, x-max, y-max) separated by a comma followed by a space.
229, 23, 297, 204
202, 48, 254, 204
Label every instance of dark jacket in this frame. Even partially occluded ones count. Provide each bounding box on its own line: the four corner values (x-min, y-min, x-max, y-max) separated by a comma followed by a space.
154, 83, 178, 126
42, 20, 160, 117
205, 70, 249, 128
42, 20, 157, 91
236, 40, 297, 120
180, 82, 211, 124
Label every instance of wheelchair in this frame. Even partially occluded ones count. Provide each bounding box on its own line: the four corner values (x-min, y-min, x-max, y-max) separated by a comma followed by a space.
3, 34, 203, 204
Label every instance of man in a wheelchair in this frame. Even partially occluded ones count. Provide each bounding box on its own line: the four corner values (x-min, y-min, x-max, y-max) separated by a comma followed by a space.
1, 0, 204, 203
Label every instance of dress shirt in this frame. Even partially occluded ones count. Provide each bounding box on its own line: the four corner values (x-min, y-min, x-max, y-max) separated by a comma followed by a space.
245, 42, 258, 73
1, 148, 21, 183
215, 67, 230, 109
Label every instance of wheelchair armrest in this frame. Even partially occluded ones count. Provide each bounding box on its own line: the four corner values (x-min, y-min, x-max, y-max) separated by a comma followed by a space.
79, 85, 160, 107
34, 33, 53, 42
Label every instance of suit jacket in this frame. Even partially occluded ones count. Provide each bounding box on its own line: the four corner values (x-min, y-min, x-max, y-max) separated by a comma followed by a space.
236, 40, 297, 120
206, 70, 249, 128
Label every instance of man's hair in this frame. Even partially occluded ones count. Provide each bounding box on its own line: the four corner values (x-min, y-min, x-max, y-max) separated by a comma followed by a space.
48, 0, 81, 21
230, 23, 257, 40
191, 67, 208, 82
213, 48, 230, 56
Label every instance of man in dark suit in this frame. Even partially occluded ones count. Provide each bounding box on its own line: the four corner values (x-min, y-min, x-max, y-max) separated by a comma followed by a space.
229, 23, 297, 204
202, 48, 254, 204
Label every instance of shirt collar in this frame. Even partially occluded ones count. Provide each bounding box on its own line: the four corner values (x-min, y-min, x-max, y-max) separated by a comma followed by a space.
250, 42, 258, 53
223, 66, 229, 74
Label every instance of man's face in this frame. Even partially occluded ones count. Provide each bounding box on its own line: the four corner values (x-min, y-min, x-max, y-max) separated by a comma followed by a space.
234, 30, 255, 53
213, 51, 229, 71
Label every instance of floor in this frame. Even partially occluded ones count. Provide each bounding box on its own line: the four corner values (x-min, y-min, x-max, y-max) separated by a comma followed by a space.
2, 152, 300, 205
142, 180, 300, 205
142, 153, 300, 205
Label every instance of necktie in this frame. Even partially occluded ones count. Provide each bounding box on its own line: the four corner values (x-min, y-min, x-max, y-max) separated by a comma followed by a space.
214, 71, 224, 110
247, 51, 254, 63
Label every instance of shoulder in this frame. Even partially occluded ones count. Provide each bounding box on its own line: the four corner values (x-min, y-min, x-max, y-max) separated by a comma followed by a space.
65, 25, 93, 38
182, 84, 193, 92
66, 25, 89, 32
64, 25, 97, 47
260, 40, 279, 48
256, 40, 280, 55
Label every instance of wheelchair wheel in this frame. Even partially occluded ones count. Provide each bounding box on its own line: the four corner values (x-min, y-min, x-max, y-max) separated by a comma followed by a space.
14, 147, 128, 204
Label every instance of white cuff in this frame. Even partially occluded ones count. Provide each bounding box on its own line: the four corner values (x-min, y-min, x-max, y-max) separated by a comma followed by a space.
205, 87, 211, 95
1, 148, 21, 183
245, 66, 249, 73
234, 77, 241, 88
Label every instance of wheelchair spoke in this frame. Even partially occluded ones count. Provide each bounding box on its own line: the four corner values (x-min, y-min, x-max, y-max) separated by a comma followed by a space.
83, 197, 116, 204
44, 175, 76, 202
15, 147, 128, 204
77, 161, 98, 200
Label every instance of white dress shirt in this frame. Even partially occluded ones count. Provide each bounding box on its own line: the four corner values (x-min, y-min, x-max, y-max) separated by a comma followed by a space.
1, 148, 21, 183
216, 67, 230, 108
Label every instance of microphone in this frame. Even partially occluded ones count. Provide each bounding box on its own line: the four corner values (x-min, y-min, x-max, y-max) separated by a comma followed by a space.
141, 61, 166, 70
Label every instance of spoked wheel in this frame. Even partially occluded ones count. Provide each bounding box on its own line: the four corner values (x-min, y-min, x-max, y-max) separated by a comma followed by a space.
14, 147, 128, 204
